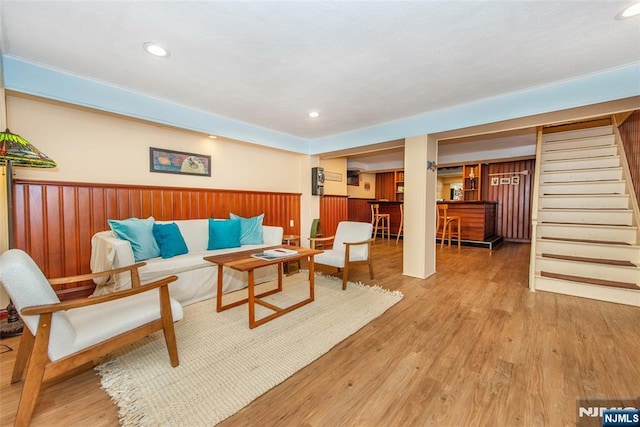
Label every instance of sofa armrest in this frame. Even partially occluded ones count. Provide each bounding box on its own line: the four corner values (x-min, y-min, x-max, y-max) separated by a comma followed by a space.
90, 231, 136, 286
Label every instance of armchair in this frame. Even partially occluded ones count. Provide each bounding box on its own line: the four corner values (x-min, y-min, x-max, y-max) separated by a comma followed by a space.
0, 249, 183, 427
309, 221, 374, 290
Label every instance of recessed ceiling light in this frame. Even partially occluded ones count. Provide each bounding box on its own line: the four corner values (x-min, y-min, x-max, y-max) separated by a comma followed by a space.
143, 42, 170, 58
208, 135, 217, 139
308, 111, 321, 118
616, 2, 640, 19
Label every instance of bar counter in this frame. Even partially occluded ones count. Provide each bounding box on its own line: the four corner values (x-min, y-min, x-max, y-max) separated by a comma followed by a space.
437, 200, 498, 241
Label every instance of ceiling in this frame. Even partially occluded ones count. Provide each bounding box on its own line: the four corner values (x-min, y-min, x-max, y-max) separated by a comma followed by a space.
0, 1, 639, 168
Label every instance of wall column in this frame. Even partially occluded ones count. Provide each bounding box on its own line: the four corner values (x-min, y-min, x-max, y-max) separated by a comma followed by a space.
301, 155, 321, 248
402, 134, 437, 278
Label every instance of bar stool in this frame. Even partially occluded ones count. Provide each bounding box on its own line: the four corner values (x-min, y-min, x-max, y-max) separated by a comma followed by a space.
437, 204, 461, 248
371, 203, 390, 242
396, 204, 404, 244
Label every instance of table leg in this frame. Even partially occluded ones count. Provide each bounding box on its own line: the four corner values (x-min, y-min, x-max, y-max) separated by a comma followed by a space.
216, 264, 224, 312
309, 256, 315, 301
248, 270, 256, 328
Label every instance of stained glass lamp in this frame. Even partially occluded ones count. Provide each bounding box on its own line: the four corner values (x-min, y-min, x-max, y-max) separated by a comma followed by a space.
0, 129, 56, 337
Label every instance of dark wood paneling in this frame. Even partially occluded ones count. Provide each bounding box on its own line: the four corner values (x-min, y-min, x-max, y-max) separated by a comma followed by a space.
485, 159, 536, 242
319, 195, 348, 238
12, 180, 301, 298
347, 198, 374, 223
618, 110, 640, 205
375, 172, 395, 201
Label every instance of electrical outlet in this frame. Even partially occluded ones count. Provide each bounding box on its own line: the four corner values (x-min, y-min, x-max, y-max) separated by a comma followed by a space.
289, 219, 294, 227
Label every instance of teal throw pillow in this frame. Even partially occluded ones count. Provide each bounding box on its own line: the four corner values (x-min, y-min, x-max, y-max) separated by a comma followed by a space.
108, 217, 161, 262
152, 223, 189, 259
207, 219, 241, 250
229, 213, 264, 245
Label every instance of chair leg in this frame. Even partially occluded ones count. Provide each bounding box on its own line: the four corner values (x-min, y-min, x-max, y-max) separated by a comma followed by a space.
372, 217, 379, 241
12, 328, 35, 384
368, 260, 374, 280
384, 216, 389, 241
382, 217, 386, 240
395, 219, 403, 244
342, 263, 350, 290
440, 221, 446, 248
15, 314, 52, 427
457, 219, 461, 249
159, 286, 179, 367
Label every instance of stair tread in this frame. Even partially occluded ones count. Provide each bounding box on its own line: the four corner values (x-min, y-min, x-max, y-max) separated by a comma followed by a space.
542, 142, 615, 150
541, 166, 622, 173
544, 154, 620, 163
543, 131, 613, 143
541, 253, 637, 267
540, 194, 625, 197
542, 143, 615, 151
540, 221, 632, 227
539, 208, 631, 213
540, 222, 635, 227
540, 236, 633, 246
540, 179, 626, 186
540, 271, 639, 290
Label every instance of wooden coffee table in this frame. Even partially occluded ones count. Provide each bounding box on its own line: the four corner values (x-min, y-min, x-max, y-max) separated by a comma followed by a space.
204, 246, 323, 328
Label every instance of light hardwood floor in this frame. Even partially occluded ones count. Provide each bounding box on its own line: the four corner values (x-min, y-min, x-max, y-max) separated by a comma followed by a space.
1, 241, 638, 426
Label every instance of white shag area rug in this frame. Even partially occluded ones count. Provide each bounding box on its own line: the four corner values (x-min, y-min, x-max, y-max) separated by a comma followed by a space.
95, 272, 403, 426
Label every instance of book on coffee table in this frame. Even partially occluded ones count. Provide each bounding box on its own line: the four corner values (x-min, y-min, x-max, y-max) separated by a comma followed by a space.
251, 248, 298, 261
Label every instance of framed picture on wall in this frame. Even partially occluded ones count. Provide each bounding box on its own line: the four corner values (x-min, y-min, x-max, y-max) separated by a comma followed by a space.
491, 177, 500, 186
150, 147, 211, 176
325, 171, 342, 182
511, 176, 520, 185
500, 177, 510, 184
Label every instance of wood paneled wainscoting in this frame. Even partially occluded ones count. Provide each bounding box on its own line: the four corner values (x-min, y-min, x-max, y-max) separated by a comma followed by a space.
319, 195, 348, 239
11, 180, 301, 298
486, 159, 536, 242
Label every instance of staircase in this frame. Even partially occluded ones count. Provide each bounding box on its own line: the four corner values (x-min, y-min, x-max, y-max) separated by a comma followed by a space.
529, 123, 640, 306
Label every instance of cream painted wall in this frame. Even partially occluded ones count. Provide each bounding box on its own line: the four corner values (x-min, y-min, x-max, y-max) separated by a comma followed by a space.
319, 157, 347, 196
347, 172, 376, 199
1, 94, 314, 305
6, 95, 307, 192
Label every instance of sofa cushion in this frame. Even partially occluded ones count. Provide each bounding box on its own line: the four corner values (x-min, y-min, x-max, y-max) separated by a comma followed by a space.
230, 213, 264, 245
169, 219, 209, 252
207, 219, 241, 250
153, 223, 189, 259
108, 217, 161, 262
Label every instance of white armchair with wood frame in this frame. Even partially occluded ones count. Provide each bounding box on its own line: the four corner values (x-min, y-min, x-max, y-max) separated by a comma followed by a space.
0, 249, 183, 427
309, 221, 375, 290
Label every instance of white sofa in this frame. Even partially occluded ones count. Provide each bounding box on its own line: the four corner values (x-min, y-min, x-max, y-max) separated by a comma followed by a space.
90, 219, 283, 306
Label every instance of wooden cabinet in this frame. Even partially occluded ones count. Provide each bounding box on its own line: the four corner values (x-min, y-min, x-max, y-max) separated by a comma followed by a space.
395, 171, 404, 202
462, 163, 488, 201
